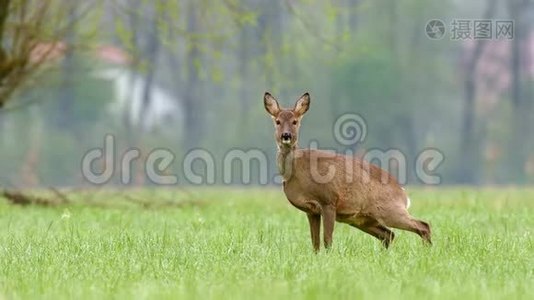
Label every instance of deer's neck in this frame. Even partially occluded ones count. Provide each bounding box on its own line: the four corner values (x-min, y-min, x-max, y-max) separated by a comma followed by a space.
277, 145, 298, 181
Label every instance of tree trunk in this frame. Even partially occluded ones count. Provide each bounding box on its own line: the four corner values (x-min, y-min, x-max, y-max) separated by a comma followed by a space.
183, 1, 202, 150
457, 0, 497, 184
122, 0, 141, 136
459, 76, 477, 183
0, 0, 13, 108
506, 0, 529, 183
56, 4, 77, 130
0, 0, 9, 41
388, 0, 398, 58
257, 0, 283, 91
139, 4, 161, 131
348, 0, 359, 32
0, 0, 11, 87
0, 111, 4, 142
239, 19, 252, 124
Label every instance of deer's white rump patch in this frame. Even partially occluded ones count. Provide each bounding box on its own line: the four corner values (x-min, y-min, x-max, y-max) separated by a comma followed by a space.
401, 187, 411, 209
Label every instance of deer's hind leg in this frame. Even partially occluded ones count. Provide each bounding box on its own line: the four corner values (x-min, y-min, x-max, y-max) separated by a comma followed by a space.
385, 211, 432, 245
350, 217, 395, 249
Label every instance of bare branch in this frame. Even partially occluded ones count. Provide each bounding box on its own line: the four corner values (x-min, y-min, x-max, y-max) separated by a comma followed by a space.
0, 0, 96, 109
0, 0, 10, 42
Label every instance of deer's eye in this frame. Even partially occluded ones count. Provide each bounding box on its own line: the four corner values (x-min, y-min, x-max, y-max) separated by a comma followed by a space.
292, 120, 298, 125
276, 120, 280, 125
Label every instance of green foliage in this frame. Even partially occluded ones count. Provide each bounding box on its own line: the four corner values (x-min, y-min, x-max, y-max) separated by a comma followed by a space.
330, 49, 408, 150
1, 0, 532, 185
28, 56, 112, 129
332, 49, 402, 112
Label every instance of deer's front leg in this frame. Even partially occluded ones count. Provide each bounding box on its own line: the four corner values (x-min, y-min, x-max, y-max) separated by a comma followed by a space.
322, 204, 336, 249
307, 213, 321, 252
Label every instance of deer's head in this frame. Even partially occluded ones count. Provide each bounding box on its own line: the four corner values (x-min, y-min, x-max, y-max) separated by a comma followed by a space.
264, 92, 310, 149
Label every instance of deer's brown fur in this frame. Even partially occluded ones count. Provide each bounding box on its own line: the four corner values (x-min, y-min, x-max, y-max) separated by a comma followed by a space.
264, 92, 432, 251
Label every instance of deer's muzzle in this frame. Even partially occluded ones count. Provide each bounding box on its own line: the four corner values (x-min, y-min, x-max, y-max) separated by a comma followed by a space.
281, 132, 292, 144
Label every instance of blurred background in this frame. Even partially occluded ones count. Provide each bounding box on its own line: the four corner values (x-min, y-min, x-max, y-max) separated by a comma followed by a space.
0, 0, 533, 187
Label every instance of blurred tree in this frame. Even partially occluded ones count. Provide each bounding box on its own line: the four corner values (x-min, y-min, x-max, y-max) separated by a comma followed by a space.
57, 3, 77, 129
457, 0, 497, 184
0, 0, 74, 108
139, 3, 161, 130
505, 0, 532, 183
183, 0, 202, 149
0, 0, 92, 187
122, 0, 141, 133
238, 1, 254, 124
0, 0, 531, 186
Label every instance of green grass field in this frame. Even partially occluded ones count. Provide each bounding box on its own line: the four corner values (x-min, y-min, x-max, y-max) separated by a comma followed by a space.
1, 187, 533, 299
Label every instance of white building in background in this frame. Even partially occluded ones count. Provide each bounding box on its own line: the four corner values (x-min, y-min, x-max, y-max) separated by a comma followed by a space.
92, 46, 183, 132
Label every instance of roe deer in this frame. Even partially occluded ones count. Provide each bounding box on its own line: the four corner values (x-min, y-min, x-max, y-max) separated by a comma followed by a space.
263, 92, 432, 251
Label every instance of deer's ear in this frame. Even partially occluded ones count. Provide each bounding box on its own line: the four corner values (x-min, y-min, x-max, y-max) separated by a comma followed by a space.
294, 92, 310, 116
264, 92, 280, 116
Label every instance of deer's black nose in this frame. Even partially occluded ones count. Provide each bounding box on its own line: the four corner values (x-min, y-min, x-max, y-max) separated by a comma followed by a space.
281, 132, 292, 140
